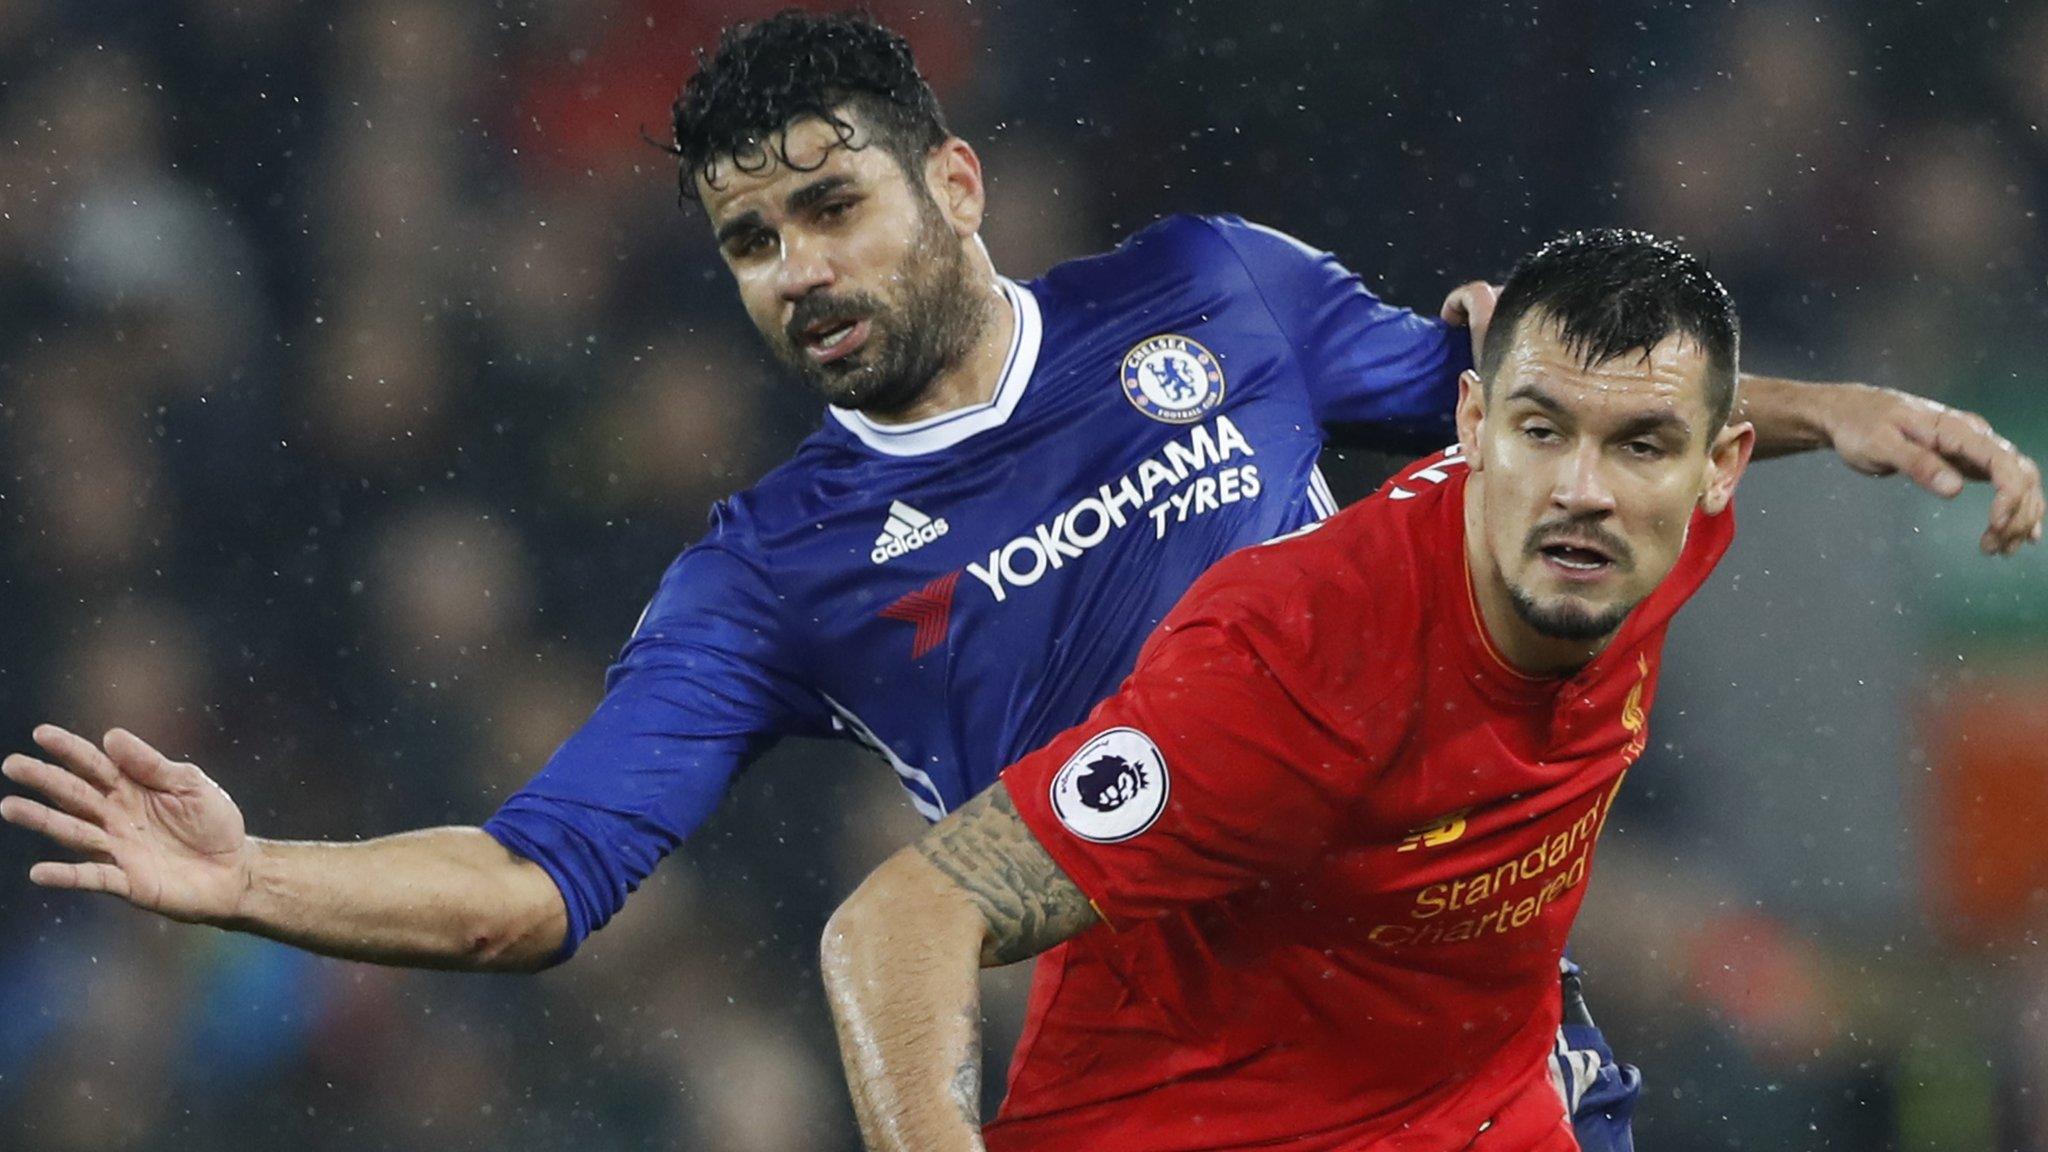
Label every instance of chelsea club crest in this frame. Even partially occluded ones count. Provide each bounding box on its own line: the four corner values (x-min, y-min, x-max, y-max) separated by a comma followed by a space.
1120, 334, 1225, 424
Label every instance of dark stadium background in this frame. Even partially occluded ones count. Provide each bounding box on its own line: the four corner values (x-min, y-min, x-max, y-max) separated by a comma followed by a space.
3, 1, 2046, 1148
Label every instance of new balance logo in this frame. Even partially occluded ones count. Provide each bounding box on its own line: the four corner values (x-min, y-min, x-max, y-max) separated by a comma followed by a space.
870, 501, 950, 565
1397, 808, 1470, 852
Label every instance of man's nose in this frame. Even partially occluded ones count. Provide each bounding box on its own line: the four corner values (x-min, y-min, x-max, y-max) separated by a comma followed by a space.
1552, 441, 1619, 516
776, 232, 835, 304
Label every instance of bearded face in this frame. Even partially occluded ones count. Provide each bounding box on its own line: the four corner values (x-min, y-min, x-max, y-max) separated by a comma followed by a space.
703, 113, 987, 417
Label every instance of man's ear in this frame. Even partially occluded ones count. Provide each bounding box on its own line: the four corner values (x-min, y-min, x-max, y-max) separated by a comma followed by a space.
1455, 369, 1488, 471
925, 138, 985, 238
1700, 420, 1756, 516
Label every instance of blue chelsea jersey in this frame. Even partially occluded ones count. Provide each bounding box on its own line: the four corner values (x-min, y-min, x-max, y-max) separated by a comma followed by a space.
484, 214, 1470, 956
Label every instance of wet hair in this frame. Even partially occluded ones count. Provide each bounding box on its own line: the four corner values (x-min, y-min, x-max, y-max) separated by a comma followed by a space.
1481, 228, 1740, 431
667, 9, 950, 203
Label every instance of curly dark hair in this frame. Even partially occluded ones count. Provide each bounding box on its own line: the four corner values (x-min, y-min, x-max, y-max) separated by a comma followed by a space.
667, 9, 951, 203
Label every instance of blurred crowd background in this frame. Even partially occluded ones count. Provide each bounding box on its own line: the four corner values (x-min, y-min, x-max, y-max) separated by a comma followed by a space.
2, 1, 2045, 1149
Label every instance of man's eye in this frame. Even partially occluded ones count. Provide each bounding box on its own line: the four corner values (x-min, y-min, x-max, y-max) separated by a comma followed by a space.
818, 199, 855, 222
1523, 426, 1561, 444
733, 232, 773, 258
1623, 440, 1666, 461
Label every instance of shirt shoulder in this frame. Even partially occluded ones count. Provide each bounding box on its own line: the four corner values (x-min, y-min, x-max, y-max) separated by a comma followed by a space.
694, 426, 873, 549
633, 440, 848, 640
1142, 472, 1446, 746
1027, 213, 1274, 306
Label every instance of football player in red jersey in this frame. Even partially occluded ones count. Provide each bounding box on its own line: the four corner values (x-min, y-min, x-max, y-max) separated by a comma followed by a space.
821, 228, 1761, 1151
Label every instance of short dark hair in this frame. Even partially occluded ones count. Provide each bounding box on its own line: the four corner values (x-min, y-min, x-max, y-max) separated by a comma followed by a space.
668, 10, 950, 203
1480, 229, 1740, 431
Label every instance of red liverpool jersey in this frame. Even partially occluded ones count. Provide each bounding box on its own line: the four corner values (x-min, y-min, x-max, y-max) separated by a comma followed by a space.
991, 446, 1734, 1152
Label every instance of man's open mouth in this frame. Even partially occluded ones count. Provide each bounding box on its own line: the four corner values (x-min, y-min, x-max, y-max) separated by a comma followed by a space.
1536, 537, 1623, 579
799, 317, 871, 365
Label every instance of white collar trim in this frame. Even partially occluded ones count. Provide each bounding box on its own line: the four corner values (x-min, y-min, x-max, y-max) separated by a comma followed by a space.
828, 278, 1042, 457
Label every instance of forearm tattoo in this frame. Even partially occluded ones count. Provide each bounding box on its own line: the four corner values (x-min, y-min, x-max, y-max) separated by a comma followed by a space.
951, 1004, 981, 1127
916, 787, 1101, 966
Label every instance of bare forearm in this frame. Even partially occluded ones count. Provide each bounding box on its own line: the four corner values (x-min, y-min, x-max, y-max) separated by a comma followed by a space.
1737, 373, 1862, 459
823, 851, 990, 1152
821, 786, 1103, 1150
226, 826, 567, 972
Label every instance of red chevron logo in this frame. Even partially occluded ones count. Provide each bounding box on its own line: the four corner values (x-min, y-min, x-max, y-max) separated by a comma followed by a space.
879, 571, 960, 659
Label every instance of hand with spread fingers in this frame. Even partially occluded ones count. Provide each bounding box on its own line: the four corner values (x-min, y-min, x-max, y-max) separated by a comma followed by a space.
1738, 377, 2043, 555
1, 725, 251, 925
2, 724, 566, 968
1826, 387, 2044, 556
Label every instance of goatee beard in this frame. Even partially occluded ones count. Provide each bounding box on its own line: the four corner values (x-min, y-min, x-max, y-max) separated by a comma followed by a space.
1506, 583, 1638, 642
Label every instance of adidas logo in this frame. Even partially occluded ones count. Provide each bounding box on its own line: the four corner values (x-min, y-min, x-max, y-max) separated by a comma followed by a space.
870, 501, 950, 565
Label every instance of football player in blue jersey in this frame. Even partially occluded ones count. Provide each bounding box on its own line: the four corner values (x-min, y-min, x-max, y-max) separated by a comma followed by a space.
4, 10, 2040, 1150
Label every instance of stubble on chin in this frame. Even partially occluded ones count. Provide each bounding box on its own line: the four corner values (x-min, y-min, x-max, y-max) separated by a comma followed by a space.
1506, 582, 1638, 643
811, 358, 895, 410
785, 221, 990, 414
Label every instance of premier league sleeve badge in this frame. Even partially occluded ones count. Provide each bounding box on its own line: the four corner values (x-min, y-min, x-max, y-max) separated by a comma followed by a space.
1050, 727, 1171, 843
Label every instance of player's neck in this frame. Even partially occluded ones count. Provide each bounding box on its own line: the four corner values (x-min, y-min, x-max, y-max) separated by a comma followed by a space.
1460, 479, 1613, 679
859, 246, 1014, 427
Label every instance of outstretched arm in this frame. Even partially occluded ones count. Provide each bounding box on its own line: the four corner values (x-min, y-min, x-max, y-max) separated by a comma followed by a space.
1444, 278, 2043, 556
822, 785, 1099, 1152
4, 535, 827, 970
2, 725, 568, 971
1737, 375, 2042, 554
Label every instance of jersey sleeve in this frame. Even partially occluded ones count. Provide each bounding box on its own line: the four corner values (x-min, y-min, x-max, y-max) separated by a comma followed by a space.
999, 583, 1370, 926
1208, 216, 1470, 451
482, 510, 827, 962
